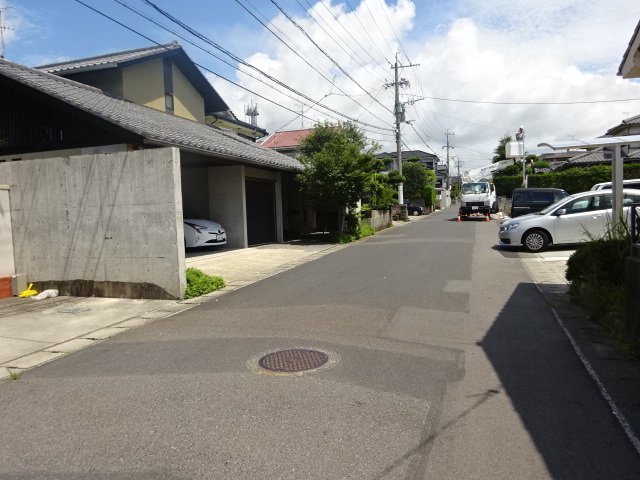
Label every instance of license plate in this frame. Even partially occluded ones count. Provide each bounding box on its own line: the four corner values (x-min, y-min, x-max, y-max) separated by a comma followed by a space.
217, 234, 224, 241
472, 206, 478, 210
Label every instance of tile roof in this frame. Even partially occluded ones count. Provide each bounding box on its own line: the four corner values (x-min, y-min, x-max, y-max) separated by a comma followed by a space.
36, 43, 180, 74
0, 58, 302, 171
260, 129, 316, 149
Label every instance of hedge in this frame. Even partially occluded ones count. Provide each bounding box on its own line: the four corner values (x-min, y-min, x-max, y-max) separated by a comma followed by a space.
493, 164, 640, 198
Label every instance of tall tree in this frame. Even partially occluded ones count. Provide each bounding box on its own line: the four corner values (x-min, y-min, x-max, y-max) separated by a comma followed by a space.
296, 122, 381, 235
493, 134, 513, 163
403, 162, 431, 198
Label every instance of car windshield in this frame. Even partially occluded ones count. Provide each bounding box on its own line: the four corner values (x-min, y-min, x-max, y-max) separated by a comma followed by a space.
462, 183, 488, 194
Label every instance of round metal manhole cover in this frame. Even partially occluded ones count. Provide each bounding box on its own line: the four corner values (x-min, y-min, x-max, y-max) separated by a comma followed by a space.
258, 349, 329, 373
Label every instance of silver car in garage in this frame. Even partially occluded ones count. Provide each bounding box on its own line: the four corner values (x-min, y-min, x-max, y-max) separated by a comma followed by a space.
499, 189, 640, 252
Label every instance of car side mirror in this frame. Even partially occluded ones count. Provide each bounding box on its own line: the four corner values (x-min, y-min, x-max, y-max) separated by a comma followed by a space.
556, 208, 567, 216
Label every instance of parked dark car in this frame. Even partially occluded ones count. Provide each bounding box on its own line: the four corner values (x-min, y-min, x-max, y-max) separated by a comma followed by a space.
406, 204, 426, 216
510, 188, 568, 218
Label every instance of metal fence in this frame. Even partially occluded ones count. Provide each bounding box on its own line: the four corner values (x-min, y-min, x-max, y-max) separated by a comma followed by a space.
632, 203, 640, 244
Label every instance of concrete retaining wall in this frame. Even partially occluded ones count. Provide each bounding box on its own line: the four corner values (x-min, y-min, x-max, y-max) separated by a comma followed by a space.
0, 148, 185, 299
364, 209, 392, 231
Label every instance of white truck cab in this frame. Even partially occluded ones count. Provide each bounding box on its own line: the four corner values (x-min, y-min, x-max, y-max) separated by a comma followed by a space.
459, 182, 497, 219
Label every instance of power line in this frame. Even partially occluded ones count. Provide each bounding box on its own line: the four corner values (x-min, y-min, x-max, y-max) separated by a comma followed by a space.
132, 0, 393, 132
308, 0, 391, 77
374, 0, 410, 63
423, 95, 640, 105
343, 0, 392, 64
268, 0, 393, 117
234, 0, 393, 129
295, 0, 387, 84
75, 0, 392, 135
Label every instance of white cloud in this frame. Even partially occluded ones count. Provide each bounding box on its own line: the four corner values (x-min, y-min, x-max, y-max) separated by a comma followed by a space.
211, 0, 640, 171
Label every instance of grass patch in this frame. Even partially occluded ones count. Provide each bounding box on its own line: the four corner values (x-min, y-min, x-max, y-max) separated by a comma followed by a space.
6, 368, 22, 380
185, 268, 225, 299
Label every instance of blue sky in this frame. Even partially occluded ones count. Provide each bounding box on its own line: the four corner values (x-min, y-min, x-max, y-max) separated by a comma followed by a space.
3, 0, 640, 170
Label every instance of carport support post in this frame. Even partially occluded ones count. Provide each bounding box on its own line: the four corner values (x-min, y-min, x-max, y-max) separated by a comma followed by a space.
613, 144, 623, 234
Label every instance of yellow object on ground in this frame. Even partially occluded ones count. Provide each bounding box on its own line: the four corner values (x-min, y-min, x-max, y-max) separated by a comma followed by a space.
19, 283, 38, 297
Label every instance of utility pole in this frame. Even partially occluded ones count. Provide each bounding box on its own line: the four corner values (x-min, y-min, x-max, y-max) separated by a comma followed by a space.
444, 131, 455, 191
386, 53, 418, 205
0, 7, 13, 59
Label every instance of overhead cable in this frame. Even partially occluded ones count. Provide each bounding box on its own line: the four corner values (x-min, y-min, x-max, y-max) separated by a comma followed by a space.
268, 0, 393, 116
138, 0, 393, 132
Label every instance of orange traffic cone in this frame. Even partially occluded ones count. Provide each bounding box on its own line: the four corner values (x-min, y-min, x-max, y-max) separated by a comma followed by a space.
457, 211, 461, 222
485, 213, 491, 222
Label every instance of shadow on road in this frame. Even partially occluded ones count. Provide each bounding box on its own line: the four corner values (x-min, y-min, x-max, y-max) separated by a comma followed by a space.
481, 282, 640, 479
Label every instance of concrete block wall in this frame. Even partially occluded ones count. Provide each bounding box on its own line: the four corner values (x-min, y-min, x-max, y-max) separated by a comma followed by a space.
363, 209, 392, 231
0, 147, 186, 299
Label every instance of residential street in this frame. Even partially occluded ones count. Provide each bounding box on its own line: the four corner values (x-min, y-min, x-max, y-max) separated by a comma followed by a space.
2, 208, 640, 479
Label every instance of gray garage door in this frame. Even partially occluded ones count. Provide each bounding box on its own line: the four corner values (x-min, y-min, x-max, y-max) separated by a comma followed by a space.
245, 178, 276, 246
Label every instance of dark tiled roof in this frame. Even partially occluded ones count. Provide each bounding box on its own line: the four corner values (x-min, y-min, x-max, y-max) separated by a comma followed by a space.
0, 59, 302, 171
604, 115, 640, 136
36, 43, 179, 74
565, 149, 612, 165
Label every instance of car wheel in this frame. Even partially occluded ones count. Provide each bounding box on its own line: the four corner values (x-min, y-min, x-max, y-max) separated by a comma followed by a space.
412, 210, 419, 216
523, 230, 549, 253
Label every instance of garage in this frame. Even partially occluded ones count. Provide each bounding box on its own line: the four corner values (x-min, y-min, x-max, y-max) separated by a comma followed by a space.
246, 177, 277, 246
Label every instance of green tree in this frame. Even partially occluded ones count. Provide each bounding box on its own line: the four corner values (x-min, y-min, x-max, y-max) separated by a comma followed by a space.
493, 134, 512, 163
403, 162, 430, 198
402, 162, 437, 199
296, 122, 381, 235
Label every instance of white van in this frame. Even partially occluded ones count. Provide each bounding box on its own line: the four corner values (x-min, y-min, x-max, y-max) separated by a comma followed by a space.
591, 179, 640, 190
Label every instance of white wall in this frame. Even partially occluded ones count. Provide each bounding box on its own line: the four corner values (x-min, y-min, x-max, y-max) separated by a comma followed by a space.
0, 148, 186, 299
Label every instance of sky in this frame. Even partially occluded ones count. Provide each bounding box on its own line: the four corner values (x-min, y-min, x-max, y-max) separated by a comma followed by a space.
2, 0, 640, 172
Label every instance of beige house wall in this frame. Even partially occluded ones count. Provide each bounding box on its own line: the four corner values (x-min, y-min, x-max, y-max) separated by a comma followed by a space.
122, 59, 165, 112
172, 64, 205, 123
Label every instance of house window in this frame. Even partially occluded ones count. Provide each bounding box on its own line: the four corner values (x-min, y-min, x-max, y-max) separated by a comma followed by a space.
165, 93, 174, 113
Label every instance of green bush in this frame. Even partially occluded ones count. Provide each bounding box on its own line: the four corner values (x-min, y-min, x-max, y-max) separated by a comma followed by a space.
331, 216, 375, 243
185, 267, 225, 299
423, 185, 436, 207
494, 164, 640, 198
566, 234, 633, 355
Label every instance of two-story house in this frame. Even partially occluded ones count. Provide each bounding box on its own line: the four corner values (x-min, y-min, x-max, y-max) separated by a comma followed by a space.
0, 43, 303, 299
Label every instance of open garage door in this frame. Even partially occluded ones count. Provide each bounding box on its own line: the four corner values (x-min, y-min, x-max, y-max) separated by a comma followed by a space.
246, 177, 276, 246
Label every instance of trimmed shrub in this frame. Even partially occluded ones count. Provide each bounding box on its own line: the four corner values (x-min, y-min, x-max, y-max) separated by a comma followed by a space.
423, 185, 436, 207
566, 235, 634, 355
494, 164, 640, 198
185, 267, 225, 299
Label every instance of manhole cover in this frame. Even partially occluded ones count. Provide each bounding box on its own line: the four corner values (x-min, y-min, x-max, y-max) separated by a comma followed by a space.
258, 349, 329, 373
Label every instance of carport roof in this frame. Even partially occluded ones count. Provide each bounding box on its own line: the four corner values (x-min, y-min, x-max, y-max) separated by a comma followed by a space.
0, 58, 302, 171
537, 135, 640, 150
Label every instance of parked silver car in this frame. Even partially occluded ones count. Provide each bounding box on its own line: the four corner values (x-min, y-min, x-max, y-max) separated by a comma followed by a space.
184, 217, 227, 248
499, 189, 640, 252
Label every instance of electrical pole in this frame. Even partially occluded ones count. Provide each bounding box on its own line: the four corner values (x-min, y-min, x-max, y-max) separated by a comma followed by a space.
444, 131, 455, 191
386, 53, 418, 205
0, 7, 13, 59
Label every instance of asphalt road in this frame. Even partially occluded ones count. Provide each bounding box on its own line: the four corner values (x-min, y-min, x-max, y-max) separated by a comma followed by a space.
1, 208, 640, 479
